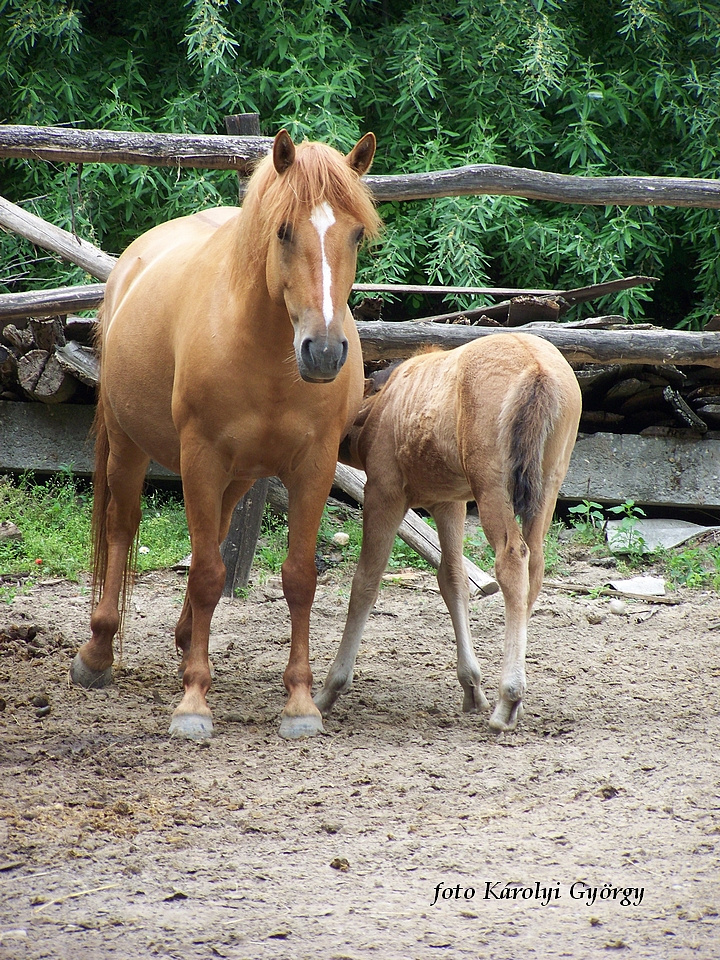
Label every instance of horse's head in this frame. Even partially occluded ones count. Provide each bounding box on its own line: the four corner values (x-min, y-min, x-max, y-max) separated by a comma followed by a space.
260, 130, 380, 383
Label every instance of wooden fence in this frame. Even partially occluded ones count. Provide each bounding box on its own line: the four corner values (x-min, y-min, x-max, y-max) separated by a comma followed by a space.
2, 116, 720, 589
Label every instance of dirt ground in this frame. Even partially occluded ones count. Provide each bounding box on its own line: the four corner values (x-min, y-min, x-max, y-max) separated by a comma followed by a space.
1, 549, 719, 960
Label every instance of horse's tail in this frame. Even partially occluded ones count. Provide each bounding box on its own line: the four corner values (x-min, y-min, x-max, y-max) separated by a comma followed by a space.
91, 393, 111, 614
499, 366, 563, 528
90, 312, 136, 643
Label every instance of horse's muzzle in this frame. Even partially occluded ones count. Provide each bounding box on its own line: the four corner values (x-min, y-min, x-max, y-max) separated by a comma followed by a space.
297, 336, 349, 383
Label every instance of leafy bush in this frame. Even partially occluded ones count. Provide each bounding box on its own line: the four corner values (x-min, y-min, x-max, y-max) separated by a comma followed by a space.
1, 0, 720, 325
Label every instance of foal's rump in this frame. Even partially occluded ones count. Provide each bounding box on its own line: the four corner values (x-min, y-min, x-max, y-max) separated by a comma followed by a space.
457, 333, 581, 526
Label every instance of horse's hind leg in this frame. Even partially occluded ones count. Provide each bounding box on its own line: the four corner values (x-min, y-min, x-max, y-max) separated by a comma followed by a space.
475, 491, 531, 732
431, 501, 489, 714
315, 485, 406, 718
72, 432, 148, 688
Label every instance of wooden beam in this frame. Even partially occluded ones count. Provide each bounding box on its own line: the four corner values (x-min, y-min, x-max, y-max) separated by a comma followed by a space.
353, 283, 561, 297
3, 125, 720, 209
0, 124, 272, 173
356, 320, 720, 368
365, 164, 720, 208
0, 195, 117, 281
408, 276, 657, 325
220, 477, 269, 597
0, 283, 105, 320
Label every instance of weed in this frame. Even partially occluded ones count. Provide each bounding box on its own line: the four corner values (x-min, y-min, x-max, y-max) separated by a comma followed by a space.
567, 500, 605, 543
606, 499, 647, 561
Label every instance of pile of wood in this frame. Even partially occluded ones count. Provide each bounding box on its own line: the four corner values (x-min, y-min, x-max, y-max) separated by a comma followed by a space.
574, 359, 720, 436
0, 314, 97, 404
3, 304, 720, 442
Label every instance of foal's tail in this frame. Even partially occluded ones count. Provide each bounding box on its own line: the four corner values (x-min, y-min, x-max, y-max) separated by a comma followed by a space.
499, 367, 563, 528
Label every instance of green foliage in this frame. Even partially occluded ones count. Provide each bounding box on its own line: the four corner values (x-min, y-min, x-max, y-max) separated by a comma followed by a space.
664, 544, 720, 591
0, 473, 91, 579
2, 0, 720, 324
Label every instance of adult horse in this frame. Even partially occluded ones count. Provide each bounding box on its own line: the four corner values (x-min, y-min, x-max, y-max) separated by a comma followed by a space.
71, 130, 380, 740
315, 334, 582, 731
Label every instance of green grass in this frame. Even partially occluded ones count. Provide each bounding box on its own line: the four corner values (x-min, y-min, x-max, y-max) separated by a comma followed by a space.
0, 475, 190, 583
1, 474, 719, 594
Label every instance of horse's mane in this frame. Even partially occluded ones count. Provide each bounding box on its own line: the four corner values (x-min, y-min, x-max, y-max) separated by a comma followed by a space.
240, 139, 382, 258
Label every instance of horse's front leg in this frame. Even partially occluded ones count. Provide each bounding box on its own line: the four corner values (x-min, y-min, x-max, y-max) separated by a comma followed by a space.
277, 461, 339, 739
314, 483, 406, 718
431, 501, 490, 714
168, 453, 232, 740
173, 479, 249, 679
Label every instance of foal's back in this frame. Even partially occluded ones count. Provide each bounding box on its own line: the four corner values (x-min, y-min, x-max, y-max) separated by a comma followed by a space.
358, 333, 579, 508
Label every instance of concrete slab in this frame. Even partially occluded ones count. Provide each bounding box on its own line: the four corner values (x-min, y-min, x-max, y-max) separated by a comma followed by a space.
560, 431, 720, 510
0, 401, 175, 480
2, 405, 720, 510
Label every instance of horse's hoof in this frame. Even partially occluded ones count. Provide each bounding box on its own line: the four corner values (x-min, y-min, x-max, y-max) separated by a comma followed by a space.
278, 712, 325, 740
169, 713, 214, 740
70, 654, 113, 689
488, 699, 524, 732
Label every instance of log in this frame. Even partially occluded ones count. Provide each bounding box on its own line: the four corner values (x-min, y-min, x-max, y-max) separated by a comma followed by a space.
0, 124, 272, 173
356, 320, 720, 368
2, 324, 34, 354
29, 316, 64, 352
54, 342, 99, 387
220, 477, 270, 597
0, 195, 117, 281
0, 284, 105, 321
353, 283, 561, 297
365, 164, 720, 208
410, 276, 657, 326
2, 125, 720, 209
333, 463, 498, 598
17, 349, 76, 404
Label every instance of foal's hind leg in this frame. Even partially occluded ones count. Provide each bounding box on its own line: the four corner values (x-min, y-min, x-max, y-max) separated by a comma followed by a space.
432, 501, 489, 714
315, 484, 407, 718
72, 436, 148, 688
475, 491, 531, 732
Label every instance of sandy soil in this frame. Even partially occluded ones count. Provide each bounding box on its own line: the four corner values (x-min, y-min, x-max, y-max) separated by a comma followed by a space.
1, 554, 719, 960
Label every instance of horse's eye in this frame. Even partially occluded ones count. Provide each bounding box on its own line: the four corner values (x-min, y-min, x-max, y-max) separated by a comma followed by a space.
277, 223, 293, 243
355, 227, 365, 246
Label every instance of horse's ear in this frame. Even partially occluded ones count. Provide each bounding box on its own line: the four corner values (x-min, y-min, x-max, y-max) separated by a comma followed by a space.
346, 132, 376, 177
273, 130, 296, 174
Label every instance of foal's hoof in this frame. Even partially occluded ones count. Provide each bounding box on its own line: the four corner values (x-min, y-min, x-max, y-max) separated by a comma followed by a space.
70, 653, 113, 689
278, 712, 325, 740
169, 713, 214, 740
488, 699, 525, 732
462, 686, 490, 714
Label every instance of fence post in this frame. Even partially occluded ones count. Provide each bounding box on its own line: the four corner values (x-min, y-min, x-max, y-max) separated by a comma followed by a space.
219, 112, 269, 597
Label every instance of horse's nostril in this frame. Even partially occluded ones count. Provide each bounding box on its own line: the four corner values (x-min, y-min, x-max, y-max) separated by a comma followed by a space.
300, 338, 314, 368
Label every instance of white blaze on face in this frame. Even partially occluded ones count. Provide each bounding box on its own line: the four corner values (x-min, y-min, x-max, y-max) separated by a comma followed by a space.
309, 202, 336, 328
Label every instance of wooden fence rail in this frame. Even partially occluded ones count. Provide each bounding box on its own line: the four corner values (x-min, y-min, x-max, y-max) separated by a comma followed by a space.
3, 123, 720, 208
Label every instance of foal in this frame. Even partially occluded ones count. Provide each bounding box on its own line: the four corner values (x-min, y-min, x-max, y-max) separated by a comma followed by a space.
315, 333, 582, 731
